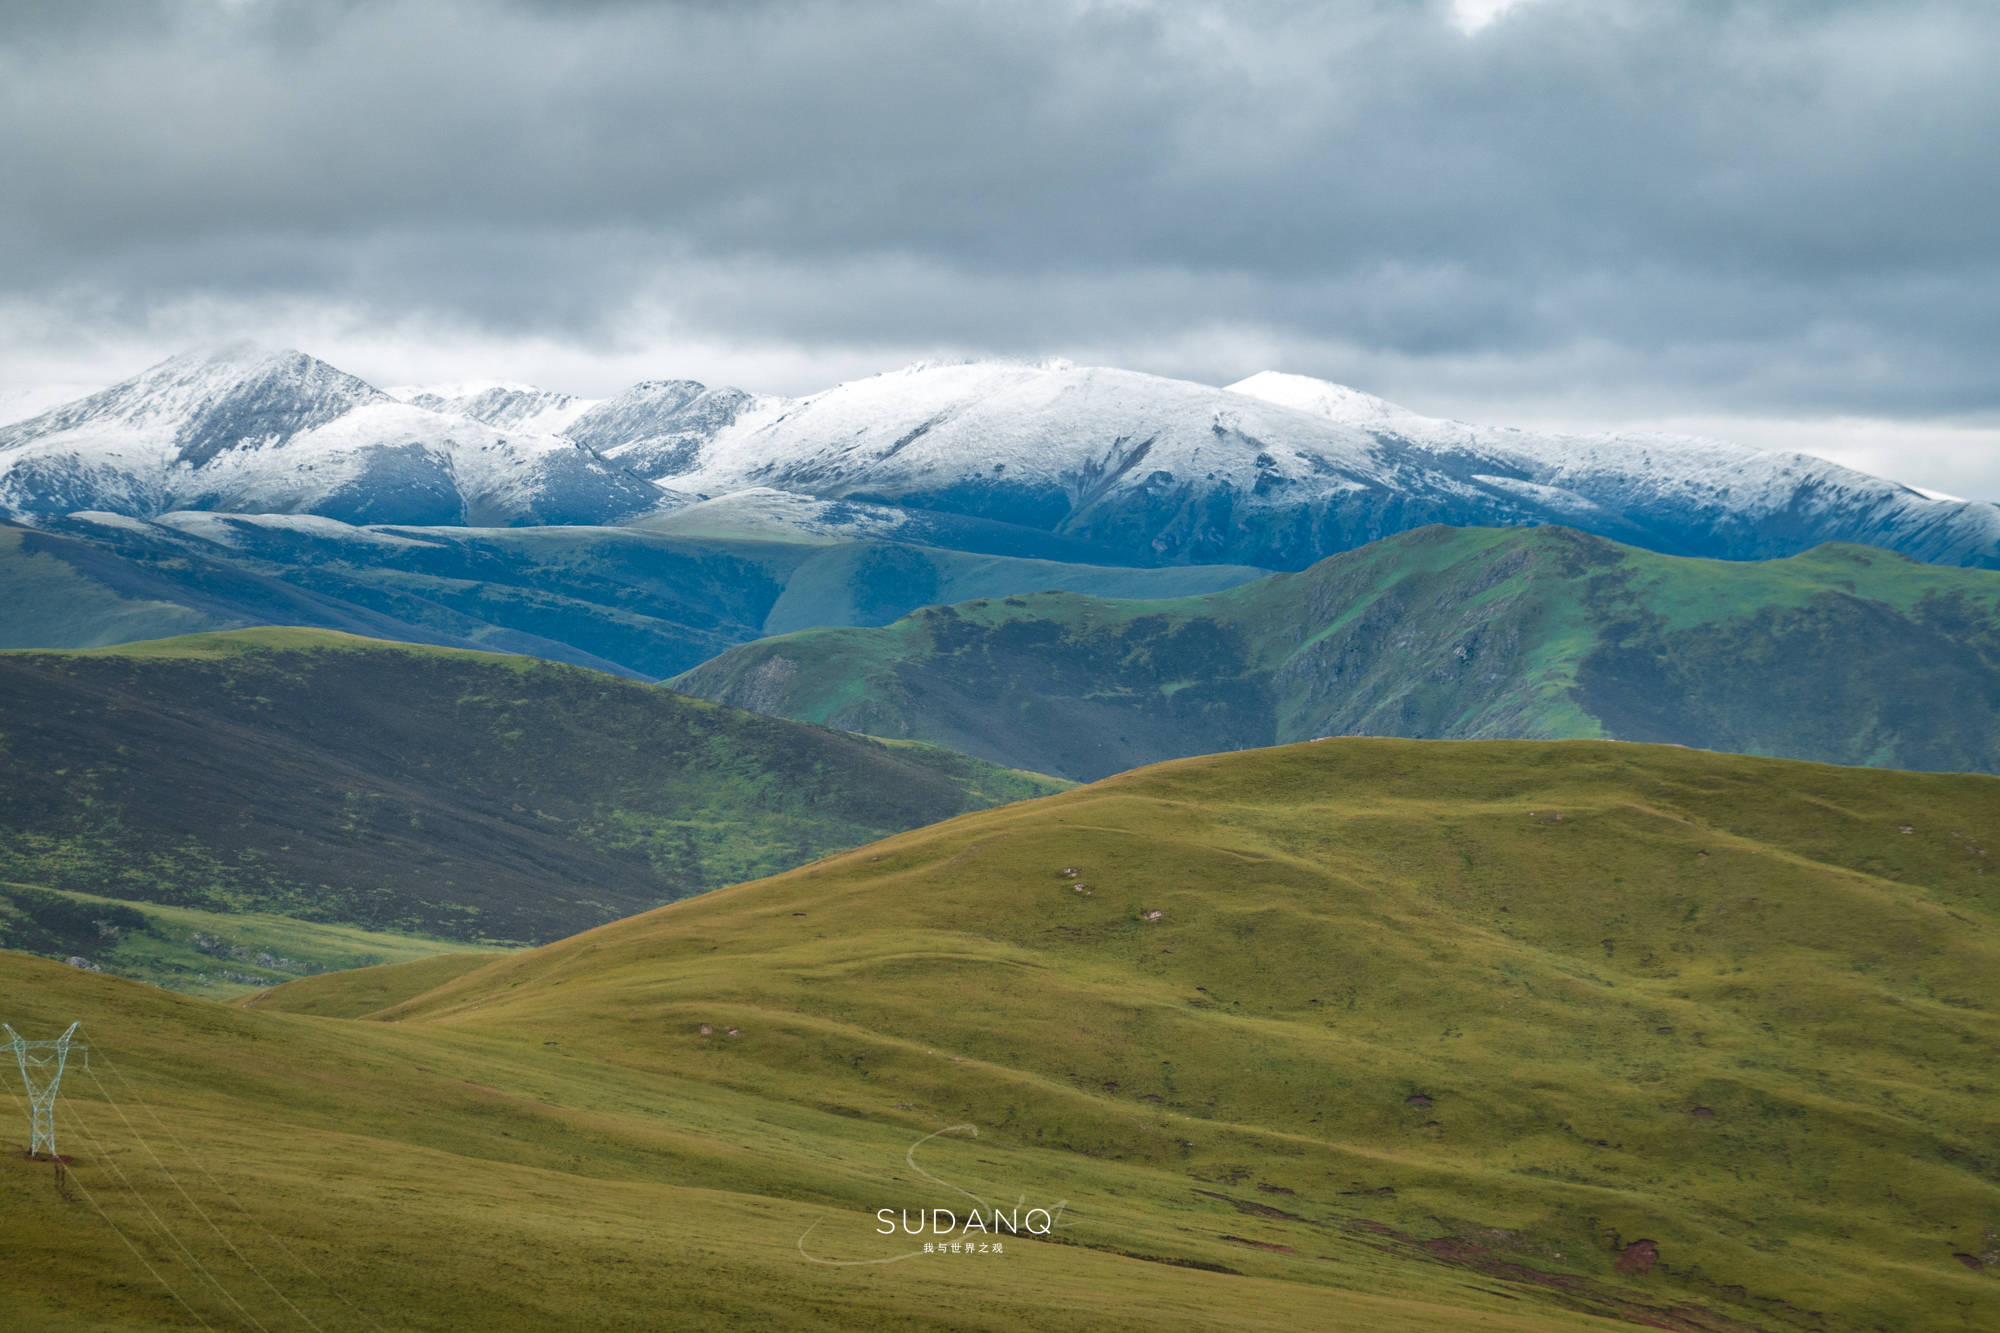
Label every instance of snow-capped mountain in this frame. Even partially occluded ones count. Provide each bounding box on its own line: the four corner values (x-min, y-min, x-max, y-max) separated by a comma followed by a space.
4, 347, 1995, 572
1224, 370, 2000, 569
0, 347, 662, 526
637, 358, 2000, 570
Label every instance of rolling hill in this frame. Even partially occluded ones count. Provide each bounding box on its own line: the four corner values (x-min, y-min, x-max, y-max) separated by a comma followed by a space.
2, 739, 1994, 1329
672, 524, 2000, 781
0, 628, 1063, 967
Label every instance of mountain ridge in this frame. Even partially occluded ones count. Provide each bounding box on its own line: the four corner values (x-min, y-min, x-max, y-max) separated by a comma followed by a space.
671, 523, 2000, 780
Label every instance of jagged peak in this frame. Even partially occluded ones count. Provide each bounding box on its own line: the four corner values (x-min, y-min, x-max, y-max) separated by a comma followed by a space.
619, 378, 709, 397
124, 344, 382, 407
0, 345, 386, 453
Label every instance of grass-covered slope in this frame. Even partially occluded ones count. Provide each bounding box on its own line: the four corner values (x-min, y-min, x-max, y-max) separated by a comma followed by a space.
0, 954, 1595, 1333
4, 740, 1994, 1330
230, 948, 506, 1017
0, 628, 1063, 956
672, 524, 2000, 780
3, 515, 1264, 678
0, 525, 224, 649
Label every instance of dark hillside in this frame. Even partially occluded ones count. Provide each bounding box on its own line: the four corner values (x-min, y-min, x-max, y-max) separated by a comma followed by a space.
0, 629, 1063, 944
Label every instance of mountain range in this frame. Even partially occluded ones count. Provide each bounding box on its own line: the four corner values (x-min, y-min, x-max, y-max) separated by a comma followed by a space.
4, 345, 1996, 573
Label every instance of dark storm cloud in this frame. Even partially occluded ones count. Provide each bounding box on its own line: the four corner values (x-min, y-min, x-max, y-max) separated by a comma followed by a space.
2, 0, 1997, 418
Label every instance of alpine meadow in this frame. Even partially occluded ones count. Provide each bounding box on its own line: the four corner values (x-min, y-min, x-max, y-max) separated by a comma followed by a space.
4, 3, 1999, 1331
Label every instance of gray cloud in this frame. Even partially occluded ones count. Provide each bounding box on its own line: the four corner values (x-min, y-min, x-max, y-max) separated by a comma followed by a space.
3, 0, 1998, 487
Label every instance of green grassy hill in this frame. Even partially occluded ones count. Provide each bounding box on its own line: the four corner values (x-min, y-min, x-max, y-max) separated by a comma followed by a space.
671, 524, 2000, 780
0, 628, 1063, 973
4, 739, 1993, 1329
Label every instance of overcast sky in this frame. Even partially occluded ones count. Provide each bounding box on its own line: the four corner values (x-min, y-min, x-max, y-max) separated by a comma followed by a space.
3, 0, 1997, 497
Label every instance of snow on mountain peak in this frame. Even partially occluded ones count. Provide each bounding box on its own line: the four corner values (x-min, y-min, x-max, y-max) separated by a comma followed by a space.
567, 379, 771, 479
0, 346, 666, 527
0, 346, 386, 466
1225, 371, 1418, 425
397, 382, 598, 435
667, 356, 1391, 506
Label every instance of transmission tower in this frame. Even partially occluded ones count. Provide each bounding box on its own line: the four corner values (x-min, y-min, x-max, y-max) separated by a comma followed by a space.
3, 1022, 87, 1158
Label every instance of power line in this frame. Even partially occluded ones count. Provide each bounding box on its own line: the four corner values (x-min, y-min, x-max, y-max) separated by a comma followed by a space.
84, 1066, 327, 1333
3, 1048, 216, 1328
91, 1049, 385, 1333
65, 1165, 219, 1332
10, 1029, 372, 1333
65, 1096, 272, 1332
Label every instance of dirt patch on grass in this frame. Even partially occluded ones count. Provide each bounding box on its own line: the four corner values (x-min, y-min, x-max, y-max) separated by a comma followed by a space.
1346, 1219, 1770, 1332
1616, 1240, 1660, 1275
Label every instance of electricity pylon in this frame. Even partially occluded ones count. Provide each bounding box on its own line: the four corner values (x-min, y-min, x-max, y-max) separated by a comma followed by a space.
3, 1022, 86, 1158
